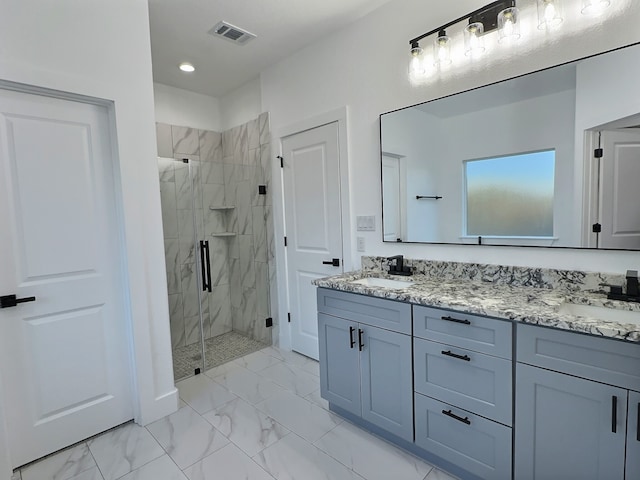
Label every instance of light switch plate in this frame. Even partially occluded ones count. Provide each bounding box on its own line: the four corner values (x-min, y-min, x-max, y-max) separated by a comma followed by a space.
357, 216, 376, 232
357, 236, 365, 252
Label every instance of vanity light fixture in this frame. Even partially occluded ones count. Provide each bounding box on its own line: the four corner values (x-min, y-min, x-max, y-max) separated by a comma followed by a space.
179, 62, 195, 73
464, 22, 486, 57
581, 0, 610, 15
537, 0, 564, 29
498, 6, 521, 43
433, 30, 452, 66
409, 42, 426, 78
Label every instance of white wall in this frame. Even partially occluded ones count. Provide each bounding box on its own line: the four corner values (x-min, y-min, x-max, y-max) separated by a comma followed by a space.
153, 82, 222, 131
219, 77, 263, 130
0, 1, 177, 475
260, 0, 640, 345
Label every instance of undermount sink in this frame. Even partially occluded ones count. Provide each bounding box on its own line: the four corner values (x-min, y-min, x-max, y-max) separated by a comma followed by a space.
351, 277, 414, 289
558, 302, 640, 327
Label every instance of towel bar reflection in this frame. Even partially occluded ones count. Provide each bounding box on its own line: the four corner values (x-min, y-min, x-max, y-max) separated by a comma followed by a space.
416, 195, 442, 200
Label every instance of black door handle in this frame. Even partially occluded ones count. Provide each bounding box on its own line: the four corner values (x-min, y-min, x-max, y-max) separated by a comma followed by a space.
358, 328, 364, 351
322, 258, 340, 267
441, 350, 471, 362
1, 295, 36, 308
349, 326, 356, 349
200, 241, 212, 293
636, 402, 640, 442
612, 396, 618, 433
442, 409, 471, 425
441, 315, 471, 325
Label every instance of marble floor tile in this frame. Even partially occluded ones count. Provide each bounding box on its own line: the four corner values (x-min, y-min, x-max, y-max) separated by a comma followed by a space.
259, 362, 319, 397
314, 421, 433, 480
233, 350, 282, 373
202, 397, 289, 457
254, 433, 365, 480
21, 443, 96, 480
177, 374, 238, 414
204, 360, 245, 379
213, 365, 286, 405
147, 406, 229, 470
305, 389, 329, 410
118, 455, 187, 480
184, 443, 274, 480
87, 423, 164, 480
424, 468, 460, 480
255, 390, 342, 443
68, 467, 104, 480
11, 472, 21, 480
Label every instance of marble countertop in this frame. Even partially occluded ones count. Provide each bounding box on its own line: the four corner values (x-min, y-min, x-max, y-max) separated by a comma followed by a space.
313, 271, 640, 343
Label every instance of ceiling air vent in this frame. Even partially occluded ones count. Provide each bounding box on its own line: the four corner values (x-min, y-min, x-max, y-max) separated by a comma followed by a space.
208, 21, 256, 46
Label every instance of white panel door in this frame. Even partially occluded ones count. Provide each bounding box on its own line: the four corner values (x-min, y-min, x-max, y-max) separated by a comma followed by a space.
0, 89, 133, 467
282, 122, 343, 359
600, 129, 640, 249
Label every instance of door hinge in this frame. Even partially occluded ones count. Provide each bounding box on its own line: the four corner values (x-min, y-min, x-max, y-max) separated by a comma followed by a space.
594, 148, 603, 158
277, 155, 284, 168
284, 236, 287, 247
592, 223, 602, 233
288, 312, 291, 323
265, 317, 273, 328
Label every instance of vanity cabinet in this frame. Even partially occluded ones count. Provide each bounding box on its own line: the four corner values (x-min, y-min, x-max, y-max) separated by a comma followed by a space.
515, 324, 640, 480
317, 289, 413, 441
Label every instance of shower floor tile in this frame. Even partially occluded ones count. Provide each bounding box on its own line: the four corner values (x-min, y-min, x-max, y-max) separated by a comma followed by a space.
172, 331, 268, 381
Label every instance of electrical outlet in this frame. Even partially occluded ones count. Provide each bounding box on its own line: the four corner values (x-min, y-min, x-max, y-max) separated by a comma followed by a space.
357, 236, 365, 252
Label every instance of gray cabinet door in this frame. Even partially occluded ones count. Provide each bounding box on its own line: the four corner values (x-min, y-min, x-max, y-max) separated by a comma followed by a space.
515, 363, 627, 480
318, 313, 361, 416
360, 325, 413, 441
627, 390, 640, 480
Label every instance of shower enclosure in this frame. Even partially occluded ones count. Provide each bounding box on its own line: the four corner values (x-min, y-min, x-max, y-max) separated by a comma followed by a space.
157, 116, 273, 381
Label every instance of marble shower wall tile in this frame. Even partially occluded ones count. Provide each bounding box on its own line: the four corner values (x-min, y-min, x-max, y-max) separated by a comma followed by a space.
361, 256, 626, 293
201, 162, 224, 185
159, 181, 178, 239
258, 112, 270, 146
157, 156, 175, 182
164, 238, 181, 295
172, 126, 200, 155
247, 118, 260, 150
168, 293, 185, 349
252, 207, 268, 263
198, 130, 222, 163
156, 123, 173, 158
210, 284, 232, 337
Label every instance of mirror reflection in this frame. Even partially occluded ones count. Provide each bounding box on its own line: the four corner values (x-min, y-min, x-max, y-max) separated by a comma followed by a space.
381, 43, 640, 249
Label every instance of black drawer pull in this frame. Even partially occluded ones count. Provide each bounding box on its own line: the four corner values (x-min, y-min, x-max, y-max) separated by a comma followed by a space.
349, 326, 356, 349
358, 328, 364, 351
442, 409, 471, 425
441, 315, 471, 325
637, 403, 640, 442
612, 396, 618, 433
441, 350, 471, 362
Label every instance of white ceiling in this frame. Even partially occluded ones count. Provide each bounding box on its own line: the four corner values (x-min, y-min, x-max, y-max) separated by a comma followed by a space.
148, 0, 395, 98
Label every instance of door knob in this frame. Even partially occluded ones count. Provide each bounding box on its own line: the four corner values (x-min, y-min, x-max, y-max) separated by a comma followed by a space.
322, 258, 340, 267
1, 294, 36, 308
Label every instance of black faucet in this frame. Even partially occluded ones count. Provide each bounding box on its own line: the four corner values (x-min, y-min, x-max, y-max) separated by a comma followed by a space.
603, 270, 640, 303
626, 270, 639, 297
387, 255, 412, 276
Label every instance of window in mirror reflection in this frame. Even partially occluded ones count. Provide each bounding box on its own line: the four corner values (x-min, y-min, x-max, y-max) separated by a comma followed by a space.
464, 150, 555, 237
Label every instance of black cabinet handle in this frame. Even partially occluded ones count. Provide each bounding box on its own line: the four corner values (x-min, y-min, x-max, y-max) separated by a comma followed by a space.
442, 409, 471, 425
441, 350, 471, 362
349, 326, 356, 349
636, 403, 640, 442
322, 258, 340, 267
200, 241, 212, 293
0, 294, 36, 308
358, 328, 364, 351
441, 315, 471, 325
612, 396, 618, 433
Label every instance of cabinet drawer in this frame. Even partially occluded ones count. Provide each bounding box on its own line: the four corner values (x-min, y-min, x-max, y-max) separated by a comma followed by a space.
517, 324, 640, 391
415, 393, 512, 480
317, 288, 411, 334
413, 305, 512, 359
414, 338, 512, 426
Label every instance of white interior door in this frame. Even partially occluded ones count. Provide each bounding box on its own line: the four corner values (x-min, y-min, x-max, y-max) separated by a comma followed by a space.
599, 129, 640, 249
282, 122, 343, 360
382, 154, 402, 242
0, 89, 133, 468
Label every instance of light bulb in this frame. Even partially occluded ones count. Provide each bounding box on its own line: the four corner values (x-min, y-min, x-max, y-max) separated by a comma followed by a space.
464, 22, 485, 57
179, 62, 195, 73
409, 45, 426, 80
537, 0, 563, 29
433, 31, 452, 67
544, 2, 556, 21
498, 7, 520, 44
582, 0, 610, 15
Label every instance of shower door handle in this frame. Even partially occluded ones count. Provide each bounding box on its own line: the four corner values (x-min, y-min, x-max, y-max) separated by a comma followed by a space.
200, 240, 212, 293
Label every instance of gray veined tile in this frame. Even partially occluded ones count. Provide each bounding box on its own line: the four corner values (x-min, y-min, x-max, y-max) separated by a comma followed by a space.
68, 467, 104, 480
172, 126, 200, 155
147, 406, 229, 470
157, 155, 176, 182
11, 471, 21, 480
213, 365, 286, 405
202, 183, 225, 209
169, 293, 186, 349
201, 161, 224, 185
87, 423, 164, 480
118, 455, 186, 480
177, 373, 238, 414
258, 112, 270, 146
222, 128, 234, 158
184, 443, 274, 480
247, 118, 260, 150
198, 130, 222, 164
210, 285, 232, 337
21, 443, 96, 480
234, 350, 282, 373
238, 287, 257, 335
253, 433, 364, 480
205, 359, 245, 379
203, 397, 289, 457
314, 421, 432, 480
164, 238, 182, 294
255, 390, 342, 443
305, 389, 329, 410
259, 362, 319, 397
156, 123, 174, 158
424, 468, 460, 480
183, 314, 202, 346
159, 181, 179, 239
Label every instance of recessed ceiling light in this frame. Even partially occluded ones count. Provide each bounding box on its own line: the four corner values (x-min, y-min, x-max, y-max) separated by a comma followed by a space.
179, 62, 195, 73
